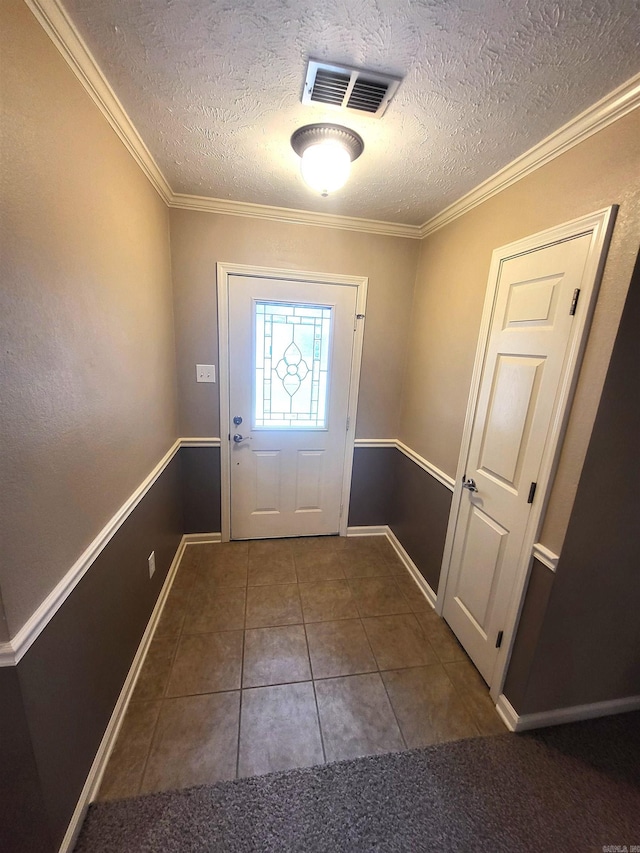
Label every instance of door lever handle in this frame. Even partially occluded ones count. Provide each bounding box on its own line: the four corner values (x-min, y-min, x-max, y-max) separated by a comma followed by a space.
233, 433, 252, 443
462, 476, 478, 492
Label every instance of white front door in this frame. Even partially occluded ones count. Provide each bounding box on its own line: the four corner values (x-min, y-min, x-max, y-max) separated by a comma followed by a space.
441, 222, 612, 686
224, 272, 363, 540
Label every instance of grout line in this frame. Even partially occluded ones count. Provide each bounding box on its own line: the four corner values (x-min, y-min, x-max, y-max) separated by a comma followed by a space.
132, 544, 197, 797
236, 551, 249, 779
303, 614, 327, 766
379, 670, 408, 750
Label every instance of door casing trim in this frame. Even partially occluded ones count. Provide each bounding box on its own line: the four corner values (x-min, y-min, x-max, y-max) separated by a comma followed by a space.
436, 206, 617, 702
217, 262, 368, 542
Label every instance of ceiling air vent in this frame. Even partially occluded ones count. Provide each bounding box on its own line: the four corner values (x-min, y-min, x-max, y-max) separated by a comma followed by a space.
302, 60, 402, 118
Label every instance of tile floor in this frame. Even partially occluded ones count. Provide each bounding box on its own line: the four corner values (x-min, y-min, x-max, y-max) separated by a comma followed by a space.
98, 536, 506, 801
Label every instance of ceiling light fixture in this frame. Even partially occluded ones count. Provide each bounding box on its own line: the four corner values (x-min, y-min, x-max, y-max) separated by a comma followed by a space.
291, 124, 364, 197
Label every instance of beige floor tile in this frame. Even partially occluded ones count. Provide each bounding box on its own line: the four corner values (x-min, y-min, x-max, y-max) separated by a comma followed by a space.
98, 701, 161, 800
298, 579, 359, 622
444, 659, 507, 735
171, 558, 200, 593
242, 625, 311, 687
166, 631, 243, 696
294, 550, 346, 583
183, 586, 246, 634
305, 619, 377, 679
291, 536, 340, 555
248, 552, 297, 586
348, 577, 411, 617
245, 583, 302, 628
140, 692, 240, 794
201, 541, 249, 567
154, 585, 190, 639
394, 575, 434, 614
416, 613, 468, 663
193, 559, 248, 591
238, 682, 324, 777
339, 550, 393, 579
362, 613, 438, 670
248, 539, 293, 558
132, 635, 178, 701
337, 537, 385, 558
382, 665, 480, 747
315, 672, 404, 762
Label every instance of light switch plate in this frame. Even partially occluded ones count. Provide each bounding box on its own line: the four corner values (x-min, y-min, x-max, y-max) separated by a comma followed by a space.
148, 551, 156, 578
196, 364, 216, 383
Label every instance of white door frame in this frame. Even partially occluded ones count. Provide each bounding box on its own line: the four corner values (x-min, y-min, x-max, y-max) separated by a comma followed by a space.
217, 262, 368, 543
435, 206, 617, 701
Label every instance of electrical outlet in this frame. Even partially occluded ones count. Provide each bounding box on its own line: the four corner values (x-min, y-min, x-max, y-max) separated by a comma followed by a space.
148, 551, 156, 578
196, 364, 216, 383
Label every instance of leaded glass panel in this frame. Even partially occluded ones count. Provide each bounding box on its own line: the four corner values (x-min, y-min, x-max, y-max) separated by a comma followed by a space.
254, 301, 331, 428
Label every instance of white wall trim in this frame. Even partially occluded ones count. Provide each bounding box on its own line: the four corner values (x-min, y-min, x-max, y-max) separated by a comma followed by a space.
170, 194, 421, 240
395, 441, 455, 491
59, 535, 188, 853
386, 526, 438, 608
347, 525, 437, 609
1, 438, 223, 667
346, 525, 390, 537
29, 5, 639, 247
419, 71, 640, 238
353, 438, 397, 449
25, 0, 172, 204
183, 532, 222, 544
353, 438, 456, 491
495, 692, 640, 733
531, 543, 559, 572
180, 437, 222, 448
2, 439, 182, 666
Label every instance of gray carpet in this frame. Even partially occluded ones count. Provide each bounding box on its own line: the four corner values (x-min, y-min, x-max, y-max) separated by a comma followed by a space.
75, 711, 640, 852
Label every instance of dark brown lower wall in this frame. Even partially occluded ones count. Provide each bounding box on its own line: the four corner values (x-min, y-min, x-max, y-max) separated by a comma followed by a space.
0, 667, 52, 852
181, 446, 221, 534
388, 452, 452, 593
8, 453, 183, 850
347, 447, 396, 527
348, 446, 452, 594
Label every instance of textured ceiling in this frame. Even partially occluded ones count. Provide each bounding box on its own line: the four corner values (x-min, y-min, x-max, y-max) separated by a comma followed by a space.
62, 0, 640, 225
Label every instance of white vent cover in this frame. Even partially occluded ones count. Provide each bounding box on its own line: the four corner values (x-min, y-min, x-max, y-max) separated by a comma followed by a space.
302, 60, 402, 118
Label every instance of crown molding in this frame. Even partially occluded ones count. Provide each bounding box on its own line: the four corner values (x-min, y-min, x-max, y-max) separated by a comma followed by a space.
25, 1, 640, 241
169, 193, 422, 239
24, 0, 172, 203
419, 71, 640, 238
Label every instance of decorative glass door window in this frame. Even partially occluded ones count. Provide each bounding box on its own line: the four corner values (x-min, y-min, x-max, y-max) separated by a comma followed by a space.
255, 301, 332, 428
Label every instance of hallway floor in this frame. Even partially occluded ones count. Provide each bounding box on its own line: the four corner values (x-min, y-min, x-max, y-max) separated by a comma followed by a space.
97, 536, 506, 801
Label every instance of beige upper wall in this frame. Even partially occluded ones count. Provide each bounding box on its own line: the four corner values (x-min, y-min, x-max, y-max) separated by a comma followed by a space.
0, 0, 178, 637
400, 108, 640, 553
170, 209, 420, 439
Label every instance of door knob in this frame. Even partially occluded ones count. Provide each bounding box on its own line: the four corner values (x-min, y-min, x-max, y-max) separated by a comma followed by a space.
233, 433, 251, 443
462, 476, 478, 492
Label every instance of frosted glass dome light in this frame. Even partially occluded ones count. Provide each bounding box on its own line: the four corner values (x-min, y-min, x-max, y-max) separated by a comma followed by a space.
291, 124, 364, 198
300, 141, 352, 196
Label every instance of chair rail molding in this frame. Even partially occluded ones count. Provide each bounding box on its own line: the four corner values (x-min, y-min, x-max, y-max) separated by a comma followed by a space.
354, 439, 455, 491
0, 438, 221, 667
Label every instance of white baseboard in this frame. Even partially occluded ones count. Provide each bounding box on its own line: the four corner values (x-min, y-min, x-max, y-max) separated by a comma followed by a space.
495, 692, 640, 733
346, 525, 389, 537
183, 532, 222, 544
59, 535, 188, 853
384, 527, 437, 609
347, 525, 437, 609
